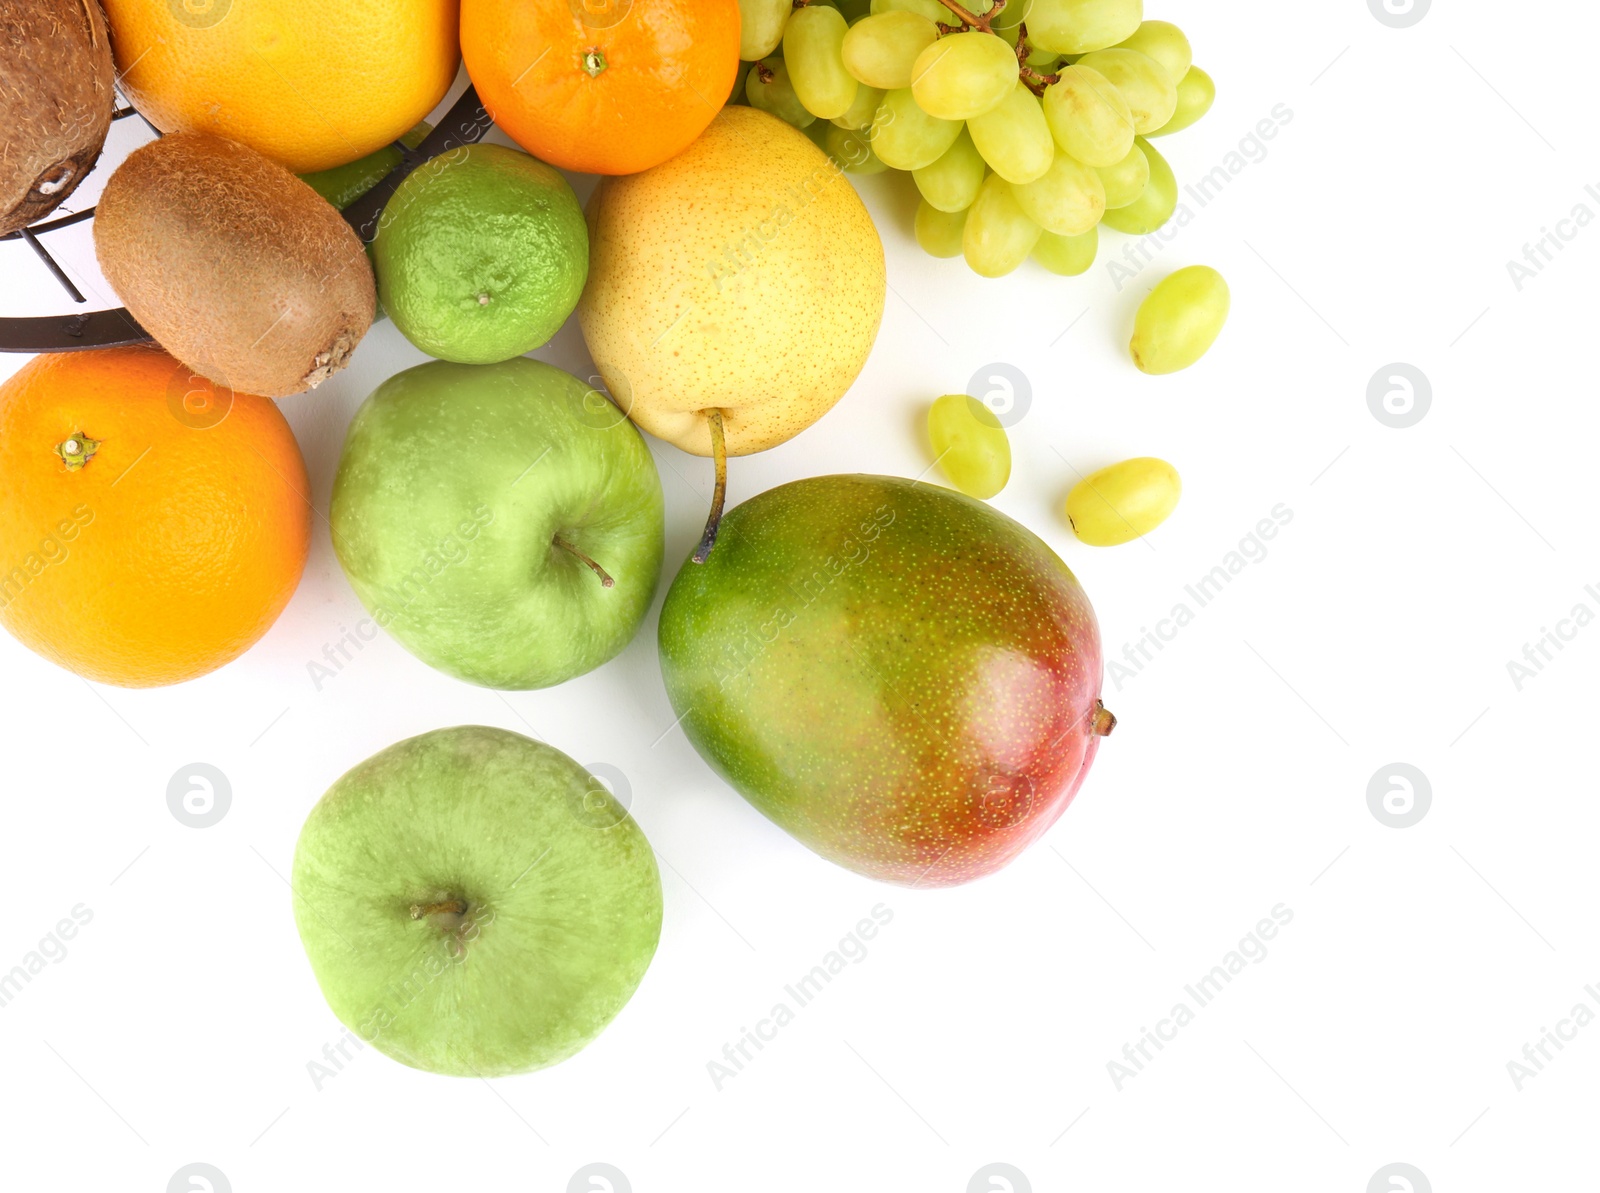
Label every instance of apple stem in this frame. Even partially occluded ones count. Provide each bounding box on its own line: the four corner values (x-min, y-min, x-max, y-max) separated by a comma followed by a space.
553, 535, 615, 588
692, 408, 728, 565
411, 899, 468, 919
1092, 701, 1117, 737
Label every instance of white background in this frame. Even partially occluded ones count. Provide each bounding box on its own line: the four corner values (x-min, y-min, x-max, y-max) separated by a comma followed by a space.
2, 2, 1595, 1190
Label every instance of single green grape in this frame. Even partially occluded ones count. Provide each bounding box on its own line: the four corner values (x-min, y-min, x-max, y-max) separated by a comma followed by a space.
1101, 136, 1174, 232
990, 0, 1027, 30
825, 123, 891, 173
1110, 20, 1191, 84
1026, 0, 1142, 56
1032, 225, 1099, 275
747, 58, 817, 128
871, 0, 996, 19
1028, 46, 1063, 69
963, 172, 1043, 277
1130, 265, 1230, 374
840, 11, 939, 89
1041, 65, 1134, 168
1151, 66, 1215, 136
928, 393, 1011, 499
1012, 151, 1105, 235
870, 0, 951, 18
833, 83, 887, 130
727, 61, 753, 107
1074, 48, 1175, 134
910, 32, 1019, 121
915, 200, 969, 257
967, 82, 1055, 185
1066, 457, 1182, 546
1095, 140, 1149, 207
871, 87, 963, 169
785, 5, 859, 120
913, 127, 987, 212
739, 0, 792, 60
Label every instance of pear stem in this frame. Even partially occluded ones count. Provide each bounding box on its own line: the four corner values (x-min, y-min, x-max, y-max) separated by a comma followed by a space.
410, 899, 468, 919
692, 408, 728, 565
553, 535, 615, 588
1092, 701, 1117, 737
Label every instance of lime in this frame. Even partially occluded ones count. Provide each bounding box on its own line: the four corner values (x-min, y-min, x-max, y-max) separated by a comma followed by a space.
298, 121, 432, 210
372, 143, 588, 365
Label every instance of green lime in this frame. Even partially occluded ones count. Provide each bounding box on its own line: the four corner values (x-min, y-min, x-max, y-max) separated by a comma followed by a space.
372, 143, 588, 365
299, 122, 432, 210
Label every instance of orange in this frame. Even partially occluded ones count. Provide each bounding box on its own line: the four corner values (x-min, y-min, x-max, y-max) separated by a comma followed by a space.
0, 347, 311, 687
101, 0, 460, 173
461, 0, 740, 175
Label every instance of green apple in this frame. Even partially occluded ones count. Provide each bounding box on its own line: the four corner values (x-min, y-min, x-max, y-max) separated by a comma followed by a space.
330, 357, 664, 689
291, 725, 663, 1077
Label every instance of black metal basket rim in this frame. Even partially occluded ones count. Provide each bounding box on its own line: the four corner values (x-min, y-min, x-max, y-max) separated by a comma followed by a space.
0, 86, 491, 356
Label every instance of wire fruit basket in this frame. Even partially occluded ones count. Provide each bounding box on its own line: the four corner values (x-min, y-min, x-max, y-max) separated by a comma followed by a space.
0, 86, 492, 355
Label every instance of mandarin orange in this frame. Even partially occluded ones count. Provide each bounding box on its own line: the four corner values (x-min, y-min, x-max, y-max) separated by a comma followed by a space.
461, 0, 740, 175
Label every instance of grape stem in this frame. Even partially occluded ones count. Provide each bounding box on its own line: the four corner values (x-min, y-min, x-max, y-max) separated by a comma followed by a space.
692, 409, 729, 565
933, 0, 1003, 34
1015, 24, 1061, 96
756, 61, 775, 84
930, 2, 1059, 97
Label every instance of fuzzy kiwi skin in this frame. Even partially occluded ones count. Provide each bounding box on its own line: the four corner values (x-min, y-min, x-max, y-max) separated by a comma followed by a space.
94, 131, 375, 398
0, 0, 115, 235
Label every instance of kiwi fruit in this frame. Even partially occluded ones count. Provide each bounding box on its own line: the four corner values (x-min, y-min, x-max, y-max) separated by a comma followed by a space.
0, 0, 116, 235
94, 131, 375, 398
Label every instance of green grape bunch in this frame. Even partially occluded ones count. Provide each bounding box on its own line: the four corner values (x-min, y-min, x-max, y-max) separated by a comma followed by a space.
730, 0, 1217, 280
